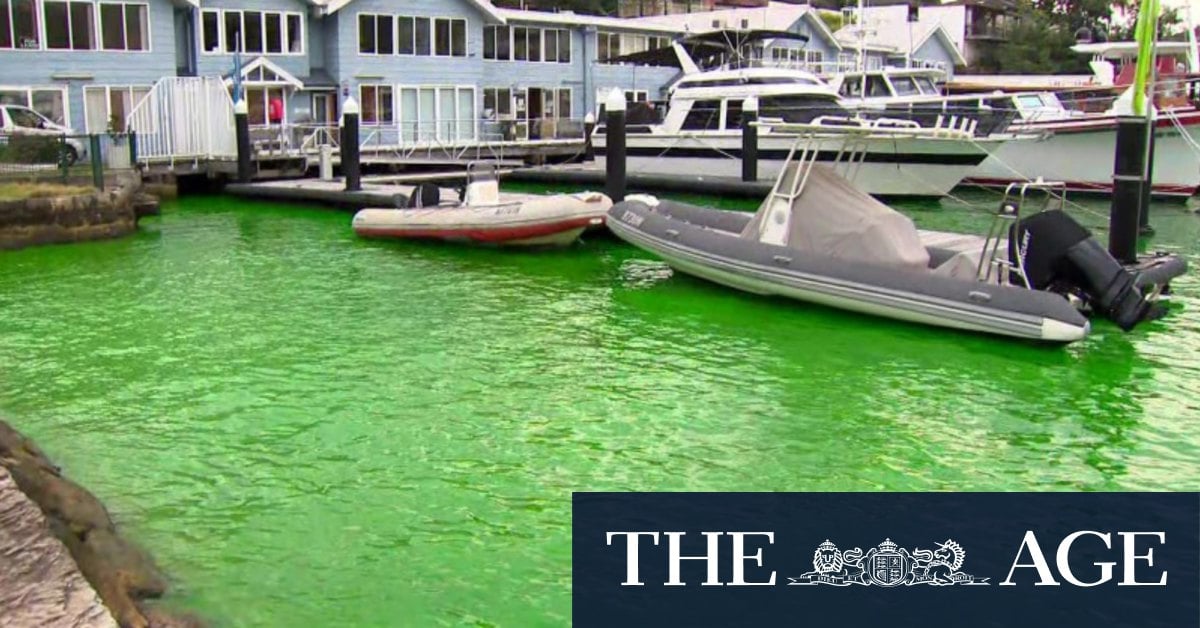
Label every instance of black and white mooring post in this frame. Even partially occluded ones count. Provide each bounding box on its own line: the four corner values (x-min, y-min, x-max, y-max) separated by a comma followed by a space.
1139, 122, 1156, 235
583, 112, 596, 162
741, 96, 759, 183
1108, 115, 1149, 264
605, 89, 627, 203
341, 96, 362, 192
234, 98, 252, 183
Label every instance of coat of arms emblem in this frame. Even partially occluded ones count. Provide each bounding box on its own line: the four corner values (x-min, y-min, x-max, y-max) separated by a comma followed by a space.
789, 538, 989, 587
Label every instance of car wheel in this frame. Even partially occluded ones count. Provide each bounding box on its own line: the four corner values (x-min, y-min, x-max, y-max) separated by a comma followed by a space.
59, 144, 79, 167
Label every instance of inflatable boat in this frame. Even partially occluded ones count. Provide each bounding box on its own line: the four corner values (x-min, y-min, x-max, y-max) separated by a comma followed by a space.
606, 154, 1186, 343
353, 164, 611, 247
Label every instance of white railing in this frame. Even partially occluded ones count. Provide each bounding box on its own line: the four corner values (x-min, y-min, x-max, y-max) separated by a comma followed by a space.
720, 57, 949, 79
126, 77, 236, 165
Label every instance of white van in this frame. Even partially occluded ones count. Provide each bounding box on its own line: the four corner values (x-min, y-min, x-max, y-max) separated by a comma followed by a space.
0, 105, 87, 165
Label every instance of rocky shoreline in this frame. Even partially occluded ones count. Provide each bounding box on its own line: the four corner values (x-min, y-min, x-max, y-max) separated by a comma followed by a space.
0, 420, 201, 628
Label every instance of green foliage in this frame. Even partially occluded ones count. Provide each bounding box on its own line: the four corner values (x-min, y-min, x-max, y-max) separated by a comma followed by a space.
0, 136, 63, 165
987, 0, 1189, 74
818, 11, 843, 33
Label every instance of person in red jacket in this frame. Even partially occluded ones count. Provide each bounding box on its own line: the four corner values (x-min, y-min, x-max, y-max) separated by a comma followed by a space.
268, 96, 284, 125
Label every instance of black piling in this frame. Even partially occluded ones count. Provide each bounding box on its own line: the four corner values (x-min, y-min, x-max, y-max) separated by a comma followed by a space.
741, 96, 759, 183
341, 97, 362, 193
584, 112, 596, 162
1109, 115, 1149, 264
1139, 121, 1156, 235
605, 91, 626, 203
235, 99, 252, 183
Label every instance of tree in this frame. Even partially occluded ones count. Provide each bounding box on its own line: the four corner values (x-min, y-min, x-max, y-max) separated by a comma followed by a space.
987, 6, 1088, 73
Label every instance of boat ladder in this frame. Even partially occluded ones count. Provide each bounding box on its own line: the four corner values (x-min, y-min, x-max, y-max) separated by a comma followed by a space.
976, 180, 1069, 288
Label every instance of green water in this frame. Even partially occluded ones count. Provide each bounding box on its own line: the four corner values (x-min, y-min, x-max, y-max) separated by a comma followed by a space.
1, 191, 1199, 626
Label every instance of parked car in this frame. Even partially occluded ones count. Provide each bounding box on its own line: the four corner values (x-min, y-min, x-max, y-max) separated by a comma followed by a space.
0, 105, 86, 165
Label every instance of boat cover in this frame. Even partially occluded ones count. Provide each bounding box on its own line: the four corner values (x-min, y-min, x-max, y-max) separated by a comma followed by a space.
740, 164, 931, 272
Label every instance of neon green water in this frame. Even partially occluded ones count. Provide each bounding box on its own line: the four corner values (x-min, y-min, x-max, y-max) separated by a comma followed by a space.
1, 192, 1199, 626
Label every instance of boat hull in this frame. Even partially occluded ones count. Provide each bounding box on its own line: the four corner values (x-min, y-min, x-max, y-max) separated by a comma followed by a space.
965, 111, 1200, 198
593, 132, 994, 198
353, 193, 612, 247
606, 200, 1090, 343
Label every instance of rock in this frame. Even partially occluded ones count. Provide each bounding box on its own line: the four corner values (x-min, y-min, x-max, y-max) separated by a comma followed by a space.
0, 466, 117, 628
0, 420, 198, 628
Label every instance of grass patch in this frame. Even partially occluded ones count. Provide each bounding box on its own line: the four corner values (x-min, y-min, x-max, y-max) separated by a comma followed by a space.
0, 182, 96, 202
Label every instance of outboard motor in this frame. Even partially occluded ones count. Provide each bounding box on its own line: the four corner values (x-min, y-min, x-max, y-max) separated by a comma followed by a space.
1011, 210, 1159, 331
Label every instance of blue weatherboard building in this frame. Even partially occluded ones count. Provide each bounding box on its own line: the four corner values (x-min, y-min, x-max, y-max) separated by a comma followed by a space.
0, 0, 963, 136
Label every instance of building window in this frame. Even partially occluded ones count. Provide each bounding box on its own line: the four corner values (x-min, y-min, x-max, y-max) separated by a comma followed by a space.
358, 14, 394, 55
201, 9, 219, 52
84, 85, 150, 133
397, 85, 475, 142
484, 25, 509, 60
0, 0, 40, 50
0, 87, 68, 125
43, 1, 95, 50
483, 87, 512, 118
599, 32, 657, 63
99, 3, 149, 52
360, 84, 394, 125
598, 32, 618, 62
204, 9, 304, 55
487, 25, 567, 63
451, 19, 465, 56
512, 26, 528, 61
414, 16, 430, 55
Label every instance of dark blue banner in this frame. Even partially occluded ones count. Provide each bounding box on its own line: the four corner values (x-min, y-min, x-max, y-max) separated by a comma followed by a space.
573, 493, 1199, 628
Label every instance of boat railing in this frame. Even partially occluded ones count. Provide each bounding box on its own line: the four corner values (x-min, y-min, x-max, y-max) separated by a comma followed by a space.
714, 57, 949, 78
762, 114, 977, 140
977, 180, 1069, 287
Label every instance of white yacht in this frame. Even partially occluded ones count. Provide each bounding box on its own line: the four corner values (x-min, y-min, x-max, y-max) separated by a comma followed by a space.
591, 30, 1011, 198
834, 64, 1200, 198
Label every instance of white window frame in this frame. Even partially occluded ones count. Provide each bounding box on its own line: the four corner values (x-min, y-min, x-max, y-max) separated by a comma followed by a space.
41, 0, 97, 51
82, 84, 151, 133
395, 84, 476, 143
1, 0, 44, 51
484, 25, 570, 64
0, 85, 71, 126
197, 8, 305, 56
483, 87, 513, 119
359, 83, 395, 126
96, 2, 151, 53
357, 12, 394, 56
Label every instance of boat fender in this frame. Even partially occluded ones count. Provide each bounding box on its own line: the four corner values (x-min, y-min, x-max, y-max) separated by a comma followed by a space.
575, 191, 609, 203
624, 193, 660, 208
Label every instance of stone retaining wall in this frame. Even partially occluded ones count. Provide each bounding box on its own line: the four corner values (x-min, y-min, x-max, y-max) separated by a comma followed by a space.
0, 176, 157, 251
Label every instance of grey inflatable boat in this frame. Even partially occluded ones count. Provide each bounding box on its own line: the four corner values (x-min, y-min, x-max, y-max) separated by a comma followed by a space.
607, 163, 1186, 343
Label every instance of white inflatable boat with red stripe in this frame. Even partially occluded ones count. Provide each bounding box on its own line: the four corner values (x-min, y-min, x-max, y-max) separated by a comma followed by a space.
352, 163, 611, 247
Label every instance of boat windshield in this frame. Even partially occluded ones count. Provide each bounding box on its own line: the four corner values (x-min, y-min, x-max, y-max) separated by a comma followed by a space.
890, 76, 922, 96
913, 77, 939, 95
